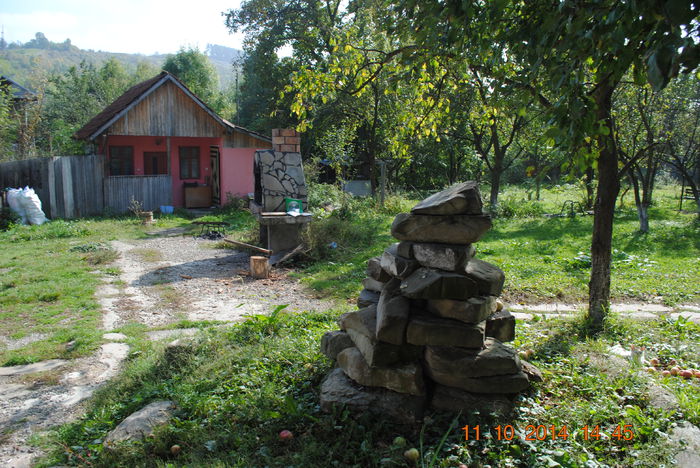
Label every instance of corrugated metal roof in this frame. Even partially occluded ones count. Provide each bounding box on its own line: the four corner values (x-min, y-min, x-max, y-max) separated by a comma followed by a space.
73, 71, 270, 143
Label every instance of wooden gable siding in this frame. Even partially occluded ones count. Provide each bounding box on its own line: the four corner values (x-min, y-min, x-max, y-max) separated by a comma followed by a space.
109, 80, 222, 138
224, 132, 271, 149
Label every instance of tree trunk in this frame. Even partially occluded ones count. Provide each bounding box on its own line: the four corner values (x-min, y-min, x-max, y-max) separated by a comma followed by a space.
588, 83, 620, 332
489, 166, 502, 207
629, 171, 649, 233
584, 167, 595, 209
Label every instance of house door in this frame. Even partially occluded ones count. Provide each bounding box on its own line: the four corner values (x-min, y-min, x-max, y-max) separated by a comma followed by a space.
210, 146, 221, 205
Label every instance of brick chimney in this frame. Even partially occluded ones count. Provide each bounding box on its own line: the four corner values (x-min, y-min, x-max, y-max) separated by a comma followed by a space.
272, 128, 300, 153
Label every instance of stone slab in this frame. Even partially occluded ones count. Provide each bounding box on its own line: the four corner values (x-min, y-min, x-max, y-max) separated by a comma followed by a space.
430, 384, 515, 415
426, 369, 530, 394
366, 256, 392, 282
670, 422, 700, 468
340, 305, 421, 367
362, 277, 386, 292
406, 315, 485, 348
464, 259, 505, 296
357, 288, 380, 308
321, 330, 354, 360
413, 242, 475, 271
376, 278, 410, 345
427, 296, 497, 324
425, 338, 521, 379
485, 309, 516, 342
391, 213, 492, 244
320, 368, 425, 425
381, 243, 418, 279
400, 268, 479, 300
0, 359, 67, 376
337, 347, 425, 395
520, 361, 543, 382
411, 181, 483, 215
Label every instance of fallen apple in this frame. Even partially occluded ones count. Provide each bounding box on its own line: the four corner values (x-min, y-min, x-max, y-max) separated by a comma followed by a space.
669, 358, 678, 366
393, 436, 407, 447
649, 358, 660, 367
404, 448, 420, 462
681, 370, 693, 379
645, 367, 656, 373
170, 444, 181, 455
670, 366, 681, 376
662, 370, 671, 377
279, 430, 294, 441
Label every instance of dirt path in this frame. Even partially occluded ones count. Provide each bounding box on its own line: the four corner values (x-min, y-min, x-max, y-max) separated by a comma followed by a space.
0, 232, 336, 468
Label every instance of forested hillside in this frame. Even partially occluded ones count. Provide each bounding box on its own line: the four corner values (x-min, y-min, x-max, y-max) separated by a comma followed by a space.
0, 32, 241, 89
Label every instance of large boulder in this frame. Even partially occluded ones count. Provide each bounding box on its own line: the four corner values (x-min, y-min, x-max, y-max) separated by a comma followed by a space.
430, 384, 514, 415
391, 213, 492, 244
103, 401, 176, 449
406, 315, 485, 348
427, 296, 497, 324
381, 243, 418, 279
376, 279, 411, 345
400, 268, 479, 300
337, 347, 426, 396
464, 259, 505, 296
411, 181, 483, 215
424, 338, 522, 378
321, 330, 354, 360
320, 368, 425, 424
412, 242, 475, 271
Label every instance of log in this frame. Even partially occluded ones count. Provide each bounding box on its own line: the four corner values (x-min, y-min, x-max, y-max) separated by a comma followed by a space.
223, 238, 272, 255
250, 256, 271, 279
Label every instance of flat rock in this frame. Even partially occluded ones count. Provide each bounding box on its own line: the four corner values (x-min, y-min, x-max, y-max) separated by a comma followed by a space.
366, 256, 392, 282
320, 330, 354, 360
0, 359, 67, 377
521, 361, 543, 382
425, 338, 521, 379
431, 384, 514, 415
400, 268, 479, 300
102, 332, 128, 341
376, 278, 410, 345
381, 243, 418, 279
411, 181, 483, 215
320, 368, 425, 424
103, 400, 176, 448
670, 422, 700, 468
427, 296, 497, 323
391, 213, 492, 244
647, 383, 679, 411
464, 259, 505, 296
362, 277, 386, 292
413, 242, 475, 271
406, 316, 485, 348
337, 347, 426, 396
357, 288, 380, 308
426, 369, 530, 394
397, 241, 414, 258
340, 306, 421, 367
485, 309, 516, 342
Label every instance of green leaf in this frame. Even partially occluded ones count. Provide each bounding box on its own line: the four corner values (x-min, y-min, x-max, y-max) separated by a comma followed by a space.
664, 0, 696, 26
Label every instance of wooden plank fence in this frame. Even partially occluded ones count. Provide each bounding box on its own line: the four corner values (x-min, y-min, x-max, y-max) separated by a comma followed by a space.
104, 175, 172, 213
0, 155, 172, 219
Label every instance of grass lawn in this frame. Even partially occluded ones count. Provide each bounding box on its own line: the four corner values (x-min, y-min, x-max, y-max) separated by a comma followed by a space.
0, 182, 697, 467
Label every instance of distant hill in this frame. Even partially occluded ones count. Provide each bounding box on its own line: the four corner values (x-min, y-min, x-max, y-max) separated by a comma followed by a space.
0, 33, 242, 90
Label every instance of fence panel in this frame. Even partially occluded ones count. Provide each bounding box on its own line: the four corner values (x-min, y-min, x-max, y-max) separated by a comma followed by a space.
103, 175, 172, 213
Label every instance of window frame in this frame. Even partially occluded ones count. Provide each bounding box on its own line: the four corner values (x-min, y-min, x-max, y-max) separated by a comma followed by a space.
179, 146, 200, 179
108, 146, 134, 176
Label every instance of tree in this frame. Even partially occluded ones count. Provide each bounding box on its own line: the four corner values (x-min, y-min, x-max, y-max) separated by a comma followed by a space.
163, 47, 219, 108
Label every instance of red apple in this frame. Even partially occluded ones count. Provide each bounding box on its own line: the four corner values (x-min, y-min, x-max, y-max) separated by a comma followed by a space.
649, 358, 660, 367
670, 366, 681, 376
681, 370, 693, 379
662, 370, 671, 377
170, 445, 181, 455
279, 430, 294, 441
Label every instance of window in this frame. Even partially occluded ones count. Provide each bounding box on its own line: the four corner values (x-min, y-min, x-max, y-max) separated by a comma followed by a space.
144, 152, 168, 175
109, 146, 134, 176
179, 146, 200, 179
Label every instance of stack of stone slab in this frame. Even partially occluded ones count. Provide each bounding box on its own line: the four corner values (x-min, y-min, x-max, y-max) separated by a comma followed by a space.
320, 182, 537, 424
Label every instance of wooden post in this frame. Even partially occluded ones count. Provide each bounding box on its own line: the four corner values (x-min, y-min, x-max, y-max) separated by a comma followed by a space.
250, 256, 271, 279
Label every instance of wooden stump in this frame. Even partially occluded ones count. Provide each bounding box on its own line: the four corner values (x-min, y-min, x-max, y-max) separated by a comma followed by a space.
250, 256, 271, 279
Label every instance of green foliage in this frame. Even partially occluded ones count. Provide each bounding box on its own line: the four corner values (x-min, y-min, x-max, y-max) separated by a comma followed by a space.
163, 47, 219, 109
0, 206, 20, 230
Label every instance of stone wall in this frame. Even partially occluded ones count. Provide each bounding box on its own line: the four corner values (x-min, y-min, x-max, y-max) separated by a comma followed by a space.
319, 181, 541, 424
253, 149, 307, 212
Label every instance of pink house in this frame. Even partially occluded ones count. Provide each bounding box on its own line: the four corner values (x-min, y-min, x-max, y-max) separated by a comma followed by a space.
74, 71, 271, 208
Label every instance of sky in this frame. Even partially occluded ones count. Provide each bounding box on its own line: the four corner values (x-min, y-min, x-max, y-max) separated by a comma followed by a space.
0, 0, 246, 55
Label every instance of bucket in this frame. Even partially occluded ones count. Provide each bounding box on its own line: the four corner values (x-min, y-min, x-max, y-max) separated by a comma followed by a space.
160, 205, 174, 214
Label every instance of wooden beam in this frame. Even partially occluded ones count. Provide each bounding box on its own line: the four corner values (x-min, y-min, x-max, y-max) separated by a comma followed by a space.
223, 238, 272, 255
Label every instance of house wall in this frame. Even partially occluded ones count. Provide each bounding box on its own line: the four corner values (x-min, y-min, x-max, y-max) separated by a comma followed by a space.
220, 148, 257, 201
103, 135, 222, 207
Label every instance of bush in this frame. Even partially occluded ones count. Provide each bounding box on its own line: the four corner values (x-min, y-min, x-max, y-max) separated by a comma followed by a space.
489, 195, 545, 218
0, 206, 19, 231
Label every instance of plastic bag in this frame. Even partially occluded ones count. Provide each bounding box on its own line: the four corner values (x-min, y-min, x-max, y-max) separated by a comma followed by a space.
20, 186, 48, 225
6, 188, 28, 224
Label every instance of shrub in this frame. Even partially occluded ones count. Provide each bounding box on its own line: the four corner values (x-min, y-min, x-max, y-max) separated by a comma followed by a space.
0, 206, 19, 231
489, 195, 545, 218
